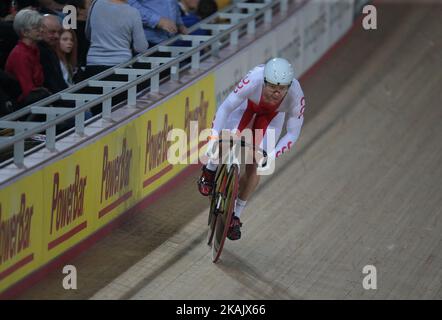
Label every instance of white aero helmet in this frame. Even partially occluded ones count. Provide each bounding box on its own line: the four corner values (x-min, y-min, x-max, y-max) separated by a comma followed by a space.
264, 58, 294, 86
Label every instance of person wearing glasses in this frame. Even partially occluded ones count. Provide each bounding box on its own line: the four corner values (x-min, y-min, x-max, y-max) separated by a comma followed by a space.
197, 57, 306, 241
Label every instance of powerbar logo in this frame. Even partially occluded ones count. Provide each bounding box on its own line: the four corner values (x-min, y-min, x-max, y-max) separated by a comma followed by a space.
50, 166, 87, 234
0, 195, 33, 265
144, 115, 173, 173
101, 138, 133, 203
184, 92, 209, 147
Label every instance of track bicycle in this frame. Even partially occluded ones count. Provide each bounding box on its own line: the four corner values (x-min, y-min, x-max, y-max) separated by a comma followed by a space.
205, 138, 267, 263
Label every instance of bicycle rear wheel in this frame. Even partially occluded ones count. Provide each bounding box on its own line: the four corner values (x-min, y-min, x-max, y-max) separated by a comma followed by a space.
212, 164, 240, 263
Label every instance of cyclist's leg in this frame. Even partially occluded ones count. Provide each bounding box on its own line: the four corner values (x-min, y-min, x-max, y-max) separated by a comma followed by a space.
237, 163, 260, 212
236, 112, 285, 214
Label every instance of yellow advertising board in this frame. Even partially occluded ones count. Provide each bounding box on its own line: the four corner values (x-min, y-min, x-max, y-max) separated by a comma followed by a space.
41, 146, 99, 261
0, 172, 44, 292
95, 123, 142, 226
138, 75, 215, 198
0, 73, 216, 294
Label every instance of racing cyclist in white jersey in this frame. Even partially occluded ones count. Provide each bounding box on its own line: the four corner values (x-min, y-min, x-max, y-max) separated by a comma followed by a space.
198, 57, 306, 240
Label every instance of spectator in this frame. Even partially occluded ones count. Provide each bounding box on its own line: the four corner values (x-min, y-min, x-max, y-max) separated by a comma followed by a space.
38, 1, 91, 69
0, 0, 15, 20
37, 0, 74, 18
38, 0, 85, 13
128, 0, 188, 47
196, 0, 217, 20
0, 0, 18, 69
40, 14, 93, 126
56, 28, 78, 86
16, 0, 41, 11
38, 0, 64, 14
85, 0, 148, 77
175, 0, 217, 47
179, 0, 199, 28
0, 69, 21, 116
5, 9, 51, 106
74, 0, 91, 70
39, 14, 69, 94
180, 0, 217, 29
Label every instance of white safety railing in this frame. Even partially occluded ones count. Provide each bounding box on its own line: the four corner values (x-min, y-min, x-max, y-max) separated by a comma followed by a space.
0, 0, 300, 169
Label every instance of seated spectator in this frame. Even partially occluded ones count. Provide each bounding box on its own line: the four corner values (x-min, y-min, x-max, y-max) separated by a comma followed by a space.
38, 0, 66, 17
179, 0, 199, 25
0, 1, 14, 20
5, 9, 51, 107
38, 0, 64, 12
85, 0, 148, 77
56, 28, 78, 86
39, 14, 69, 95
16, 0, 41, 11
128, 0, 188, 47
0, 0, 18, 69
175, 0, 217, 47
196, 0, 218, 20
38, 0, 85, 14
38, 1, 91, 69
182, 0, 218, 27
179, 0, 218, 28
0, 69, 21, 116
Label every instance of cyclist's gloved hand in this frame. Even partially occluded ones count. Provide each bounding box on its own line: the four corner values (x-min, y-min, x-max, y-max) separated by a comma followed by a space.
205, 135, 219, 160
257, 149, 276, 175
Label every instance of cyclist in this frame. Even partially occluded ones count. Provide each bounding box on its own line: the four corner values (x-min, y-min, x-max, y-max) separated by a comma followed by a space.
198, 57, 306, 240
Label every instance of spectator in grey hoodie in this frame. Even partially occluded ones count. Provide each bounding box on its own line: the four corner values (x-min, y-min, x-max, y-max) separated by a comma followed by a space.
85, 0, 148, 78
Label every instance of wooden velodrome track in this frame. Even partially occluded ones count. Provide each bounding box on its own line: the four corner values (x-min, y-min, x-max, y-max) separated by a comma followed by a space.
18, 1, 441, 299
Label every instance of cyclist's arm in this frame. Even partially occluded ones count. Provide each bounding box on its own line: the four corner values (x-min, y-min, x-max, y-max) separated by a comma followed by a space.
274, 114, 303, 158
211, 93, 243, 135
274, 92, 306, 158
211, 75, 257, 136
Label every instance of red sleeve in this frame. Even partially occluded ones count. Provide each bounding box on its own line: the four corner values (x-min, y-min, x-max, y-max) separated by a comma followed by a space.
5, 50, 38, 101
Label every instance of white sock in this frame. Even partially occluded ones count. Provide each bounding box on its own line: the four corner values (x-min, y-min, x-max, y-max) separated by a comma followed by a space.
234, 198, 247, 218
206, 159, 218, 172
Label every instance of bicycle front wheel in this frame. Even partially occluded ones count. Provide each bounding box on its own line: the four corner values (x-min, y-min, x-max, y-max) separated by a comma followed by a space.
207, 164, 227, 246
212, 164, 240, 263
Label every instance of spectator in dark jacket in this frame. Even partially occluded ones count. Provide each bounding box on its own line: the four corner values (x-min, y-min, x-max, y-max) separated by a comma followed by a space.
0, 69, 21, 116
39, 14, 68, 94
37, 1, 90, 69
16, 0, 41, 11
196, 0, 217, 20
0, 0, 18, 69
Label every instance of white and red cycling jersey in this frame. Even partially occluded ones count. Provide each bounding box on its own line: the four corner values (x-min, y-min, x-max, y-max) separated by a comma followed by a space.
211, 64, 306, 158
